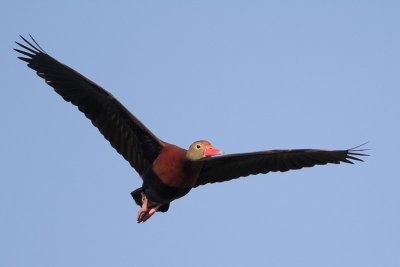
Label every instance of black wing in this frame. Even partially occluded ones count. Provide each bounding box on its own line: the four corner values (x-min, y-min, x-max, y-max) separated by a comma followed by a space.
194, 146, 368, 187
15, 35, 164, 176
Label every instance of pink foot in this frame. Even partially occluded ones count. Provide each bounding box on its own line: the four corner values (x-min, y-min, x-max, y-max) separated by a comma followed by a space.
137, 194, 161, 223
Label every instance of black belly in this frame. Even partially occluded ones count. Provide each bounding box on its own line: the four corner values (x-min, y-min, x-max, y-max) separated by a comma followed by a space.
142, 168, 192, 204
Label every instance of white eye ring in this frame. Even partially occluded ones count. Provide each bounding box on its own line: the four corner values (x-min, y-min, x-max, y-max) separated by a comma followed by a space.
196, 144, 201, 149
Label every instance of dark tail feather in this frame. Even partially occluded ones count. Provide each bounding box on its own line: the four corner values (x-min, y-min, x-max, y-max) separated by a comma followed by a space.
130, 188, 170, 212
131, 188, 143, 207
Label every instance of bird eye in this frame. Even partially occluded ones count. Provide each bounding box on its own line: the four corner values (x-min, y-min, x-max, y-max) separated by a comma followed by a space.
196, 144, 201, 149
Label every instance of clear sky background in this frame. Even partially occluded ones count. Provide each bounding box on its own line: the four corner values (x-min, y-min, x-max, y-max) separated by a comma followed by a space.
1, 1, 399, 266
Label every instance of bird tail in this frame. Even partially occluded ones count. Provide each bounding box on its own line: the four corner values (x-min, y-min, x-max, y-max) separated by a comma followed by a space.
130, 188, 170, 212
130, 188, 144, 207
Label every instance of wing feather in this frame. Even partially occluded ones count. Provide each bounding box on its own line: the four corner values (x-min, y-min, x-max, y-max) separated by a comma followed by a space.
195, 147, 368, 187
15, 35, 164, 176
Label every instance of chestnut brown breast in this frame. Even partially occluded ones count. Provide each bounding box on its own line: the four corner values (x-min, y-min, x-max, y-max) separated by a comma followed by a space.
152, 144, 203, 188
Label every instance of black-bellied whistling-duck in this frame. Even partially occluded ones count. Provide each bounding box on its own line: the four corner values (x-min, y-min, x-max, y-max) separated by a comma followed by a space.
15, 36, 368, 223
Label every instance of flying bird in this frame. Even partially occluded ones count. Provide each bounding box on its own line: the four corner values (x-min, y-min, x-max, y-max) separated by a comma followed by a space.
15, 35, 367, 223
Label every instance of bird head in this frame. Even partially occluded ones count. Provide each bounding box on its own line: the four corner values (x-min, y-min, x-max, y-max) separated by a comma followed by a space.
186, 140, 223, 160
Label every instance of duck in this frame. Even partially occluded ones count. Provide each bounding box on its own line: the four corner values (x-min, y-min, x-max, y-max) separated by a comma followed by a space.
15, 35, 367, 223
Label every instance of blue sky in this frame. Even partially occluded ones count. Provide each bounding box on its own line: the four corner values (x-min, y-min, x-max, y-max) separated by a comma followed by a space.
1, 1, 399, 266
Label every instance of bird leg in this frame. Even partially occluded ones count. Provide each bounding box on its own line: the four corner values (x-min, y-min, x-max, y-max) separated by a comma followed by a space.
137, 193, 162, 223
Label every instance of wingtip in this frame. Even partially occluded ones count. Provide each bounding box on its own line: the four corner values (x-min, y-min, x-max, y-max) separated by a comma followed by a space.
345, 142, 370, 164
15, 34, 45, 54
348, 142, 370, 155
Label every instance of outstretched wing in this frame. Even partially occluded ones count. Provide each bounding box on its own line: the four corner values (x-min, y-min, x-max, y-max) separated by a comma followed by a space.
195, 146, 367, 187
15, 35, 164, 176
